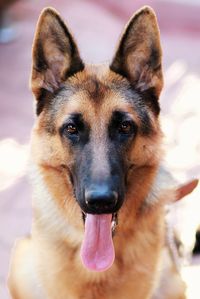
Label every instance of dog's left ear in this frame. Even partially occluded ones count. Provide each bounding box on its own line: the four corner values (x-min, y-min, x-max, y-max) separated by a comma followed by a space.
110, 6, 163, 98
31, 7, 84, 101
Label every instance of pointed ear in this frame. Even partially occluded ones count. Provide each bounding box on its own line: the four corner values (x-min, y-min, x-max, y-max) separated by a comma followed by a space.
110, 6, 163, 98
31, 7, 84, 101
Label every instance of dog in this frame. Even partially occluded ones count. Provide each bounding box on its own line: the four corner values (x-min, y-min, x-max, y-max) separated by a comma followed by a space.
8, 6, 198, 299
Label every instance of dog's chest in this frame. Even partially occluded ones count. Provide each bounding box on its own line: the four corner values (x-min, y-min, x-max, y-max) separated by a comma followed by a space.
38, 216, 164, 299
41, 250, 159, 299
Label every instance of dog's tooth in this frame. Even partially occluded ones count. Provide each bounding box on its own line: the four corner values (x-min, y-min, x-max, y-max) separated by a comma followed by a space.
111, 219, 116, 232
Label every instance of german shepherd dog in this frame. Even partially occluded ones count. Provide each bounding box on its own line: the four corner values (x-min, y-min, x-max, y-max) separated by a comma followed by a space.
8, 6, 198, 299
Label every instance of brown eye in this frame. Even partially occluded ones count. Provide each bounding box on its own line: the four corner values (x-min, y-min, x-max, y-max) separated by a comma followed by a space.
118, 121, 132, 134
66, 123, 78, 135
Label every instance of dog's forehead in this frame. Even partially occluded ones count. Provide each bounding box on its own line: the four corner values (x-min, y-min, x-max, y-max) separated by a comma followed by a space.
67, 64, 129, 103
55, 65, 137, 124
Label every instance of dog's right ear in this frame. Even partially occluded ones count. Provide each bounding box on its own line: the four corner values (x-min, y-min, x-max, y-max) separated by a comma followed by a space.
31, 8, 84, 113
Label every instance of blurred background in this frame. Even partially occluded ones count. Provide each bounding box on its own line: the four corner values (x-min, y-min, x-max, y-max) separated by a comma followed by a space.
0, 0, 200, 298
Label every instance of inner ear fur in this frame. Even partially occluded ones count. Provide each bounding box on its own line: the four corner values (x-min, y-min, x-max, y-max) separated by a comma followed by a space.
110, 6, 163, 98
31, 7, 84, 100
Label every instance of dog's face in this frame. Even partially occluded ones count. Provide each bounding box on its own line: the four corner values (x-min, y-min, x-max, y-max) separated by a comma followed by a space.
31, 6, 164, 271
31, 7, 163, 218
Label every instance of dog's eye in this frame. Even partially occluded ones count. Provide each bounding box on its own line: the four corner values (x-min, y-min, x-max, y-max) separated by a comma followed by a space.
65, 123, 78, 135
118, 121, 132, 134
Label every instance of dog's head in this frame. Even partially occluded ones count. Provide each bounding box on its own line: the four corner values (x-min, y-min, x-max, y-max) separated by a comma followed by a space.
31, 6, 163, 271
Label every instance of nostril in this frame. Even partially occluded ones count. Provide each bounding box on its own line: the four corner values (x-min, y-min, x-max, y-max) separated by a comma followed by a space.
85, 188, 118, 209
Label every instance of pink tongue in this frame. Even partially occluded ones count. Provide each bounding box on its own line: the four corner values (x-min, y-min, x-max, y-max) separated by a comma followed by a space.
80, 214, 115, 272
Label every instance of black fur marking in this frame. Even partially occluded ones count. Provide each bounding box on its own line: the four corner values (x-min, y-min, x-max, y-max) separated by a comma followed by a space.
193, 228, 200, 254
60, 113, 90, 146
36, 86, 68, 117
108, 110, 138, 141
34, 40, 48, 71
110, 58, 127, 81
73, 144, 92, 207
138, 88, 160, 116
36, 88, 54, 116
66, 59, 84, 79
108, 144, 126, 207
149, 47, 161, 70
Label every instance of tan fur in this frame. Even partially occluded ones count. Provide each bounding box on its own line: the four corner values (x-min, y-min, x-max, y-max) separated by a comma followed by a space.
8, 6, 189, 299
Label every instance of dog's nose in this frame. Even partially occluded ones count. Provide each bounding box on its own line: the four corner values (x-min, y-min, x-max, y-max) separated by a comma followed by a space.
85, 185, 118, 212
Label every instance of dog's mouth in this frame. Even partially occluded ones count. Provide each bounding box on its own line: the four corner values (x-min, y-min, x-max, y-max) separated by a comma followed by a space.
80, 212, 118, 272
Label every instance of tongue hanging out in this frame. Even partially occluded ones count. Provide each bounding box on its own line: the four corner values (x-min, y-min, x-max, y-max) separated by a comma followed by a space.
80, 214, 115, 272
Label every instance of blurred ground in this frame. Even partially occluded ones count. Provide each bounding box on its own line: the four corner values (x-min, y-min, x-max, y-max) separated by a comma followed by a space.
0, 0, 200, 298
